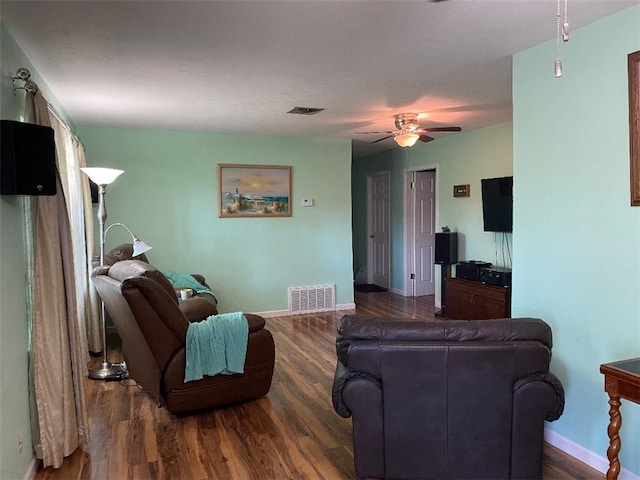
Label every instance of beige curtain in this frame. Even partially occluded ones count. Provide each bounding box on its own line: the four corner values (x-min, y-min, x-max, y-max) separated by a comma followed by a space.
80, 140, 102, 352
26, 91, 93, 468
48, 110, 101, 352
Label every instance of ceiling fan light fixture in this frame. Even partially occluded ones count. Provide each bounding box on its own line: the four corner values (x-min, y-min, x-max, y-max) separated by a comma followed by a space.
394, 132, 420, 148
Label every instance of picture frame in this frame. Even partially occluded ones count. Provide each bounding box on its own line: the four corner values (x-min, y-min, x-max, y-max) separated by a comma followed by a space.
629, 50, 640, 206
453, 184, 470, 197
218, 164, 292, 217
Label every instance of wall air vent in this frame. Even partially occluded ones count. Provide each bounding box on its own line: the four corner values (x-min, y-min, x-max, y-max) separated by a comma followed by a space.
286, 106, 325, 115
288, 284, 335, 314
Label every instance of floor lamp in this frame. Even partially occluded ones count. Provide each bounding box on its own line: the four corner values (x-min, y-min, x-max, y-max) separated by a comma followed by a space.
81, 167, 152, 380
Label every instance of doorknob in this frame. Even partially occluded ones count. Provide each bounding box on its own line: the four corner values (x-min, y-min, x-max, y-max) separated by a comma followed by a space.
369, 235, 374, 238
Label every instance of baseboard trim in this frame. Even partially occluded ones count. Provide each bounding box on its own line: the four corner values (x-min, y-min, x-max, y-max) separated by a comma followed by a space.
337, 302, 357, 311
256, 303, 356, 318
545, 428, 640, 480
23, 456, 38, 480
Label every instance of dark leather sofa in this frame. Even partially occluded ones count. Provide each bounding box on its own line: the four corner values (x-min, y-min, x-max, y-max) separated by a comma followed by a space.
92, 260, 275, 413
332, 315, 565, 480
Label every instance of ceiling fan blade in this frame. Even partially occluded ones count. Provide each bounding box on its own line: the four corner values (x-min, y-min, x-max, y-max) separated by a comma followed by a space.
371, 135, 394, 144
423, 126, 462, 132
356, 130, 395, 135
419, 135, 435, 143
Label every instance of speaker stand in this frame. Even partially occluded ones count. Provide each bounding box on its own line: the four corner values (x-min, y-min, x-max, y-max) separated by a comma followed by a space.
435, 264, 451, 317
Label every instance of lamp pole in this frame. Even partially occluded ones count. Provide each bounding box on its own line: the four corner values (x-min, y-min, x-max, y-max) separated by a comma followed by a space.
90, 181, 127, 380
81, 167, 126, 381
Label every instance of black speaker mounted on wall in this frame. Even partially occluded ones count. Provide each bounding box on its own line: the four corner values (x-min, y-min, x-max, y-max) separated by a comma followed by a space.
435, 232, 458, 265
1, 119, 57, 196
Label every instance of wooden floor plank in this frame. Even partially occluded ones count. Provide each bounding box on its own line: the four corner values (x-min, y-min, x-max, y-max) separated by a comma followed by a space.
33, 290, 601, 479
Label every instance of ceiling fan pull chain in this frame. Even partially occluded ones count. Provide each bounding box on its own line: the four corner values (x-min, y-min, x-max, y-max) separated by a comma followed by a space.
562, 0, 570, 42
554, 0, 563, 78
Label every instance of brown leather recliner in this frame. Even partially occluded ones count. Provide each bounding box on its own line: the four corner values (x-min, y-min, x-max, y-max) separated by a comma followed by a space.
92, 260, 275, 413
332, 315, 565, 480
98, 243, 218, 306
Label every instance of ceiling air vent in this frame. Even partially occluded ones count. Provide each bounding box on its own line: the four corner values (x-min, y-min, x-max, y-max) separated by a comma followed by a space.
287, 106, 325, 115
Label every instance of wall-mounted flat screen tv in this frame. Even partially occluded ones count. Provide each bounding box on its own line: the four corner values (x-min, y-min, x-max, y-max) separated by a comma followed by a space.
481, 176, 513, 232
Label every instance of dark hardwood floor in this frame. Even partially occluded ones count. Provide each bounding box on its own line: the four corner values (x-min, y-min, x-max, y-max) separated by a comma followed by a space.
34, 290, 601, 479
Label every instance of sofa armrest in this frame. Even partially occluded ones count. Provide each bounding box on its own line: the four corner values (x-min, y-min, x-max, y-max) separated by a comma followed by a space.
332, 361, 352, 417
334, 365, 385, 479
244, 313, 266, 334
332, 361, 381, 418
513, 371, 565, 421
510, 371, 565, 478
187, 274, 219, 305
179, 297, 218, 322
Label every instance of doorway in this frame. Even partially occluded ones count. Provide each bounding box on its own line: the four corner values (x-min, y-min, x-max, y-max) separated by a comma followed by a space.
366, 171, 390, 289
404, 166, 437, 296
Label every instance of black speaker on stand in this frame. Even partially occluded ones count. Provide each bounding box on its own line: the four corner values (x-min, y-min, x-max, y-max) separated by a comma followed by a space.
434, 232, 458, 317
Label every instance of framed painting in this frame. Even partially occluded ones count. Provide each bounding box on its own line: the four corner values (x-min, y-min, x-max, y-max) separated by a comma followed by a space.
629, 50, 640, 206
218, 164, 292, 217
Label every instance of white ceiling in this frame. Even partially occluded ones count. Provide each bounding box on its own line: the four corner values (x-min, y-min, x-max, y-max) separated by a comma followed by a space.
1, 0, 638, 158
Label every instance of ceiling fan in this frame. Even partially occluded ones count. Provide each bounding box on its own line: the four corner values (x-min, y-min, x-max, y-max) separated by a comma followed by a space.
357, 113, 462, 147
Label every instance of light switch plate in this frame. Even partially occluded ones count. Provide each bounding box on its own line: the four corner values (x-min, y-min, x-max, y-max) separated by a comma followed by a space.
302, 198, 314, 207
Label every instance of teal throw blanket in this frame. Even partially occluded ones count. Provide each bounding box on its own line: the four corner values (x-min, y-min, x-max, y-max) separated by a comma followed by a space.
164, 270, 212, 295
184, 312, 249, 382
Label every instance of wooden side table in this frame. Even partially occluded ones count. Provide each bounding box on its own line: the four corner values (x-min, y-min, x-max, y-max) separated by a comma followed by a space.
599, 357, 640, 480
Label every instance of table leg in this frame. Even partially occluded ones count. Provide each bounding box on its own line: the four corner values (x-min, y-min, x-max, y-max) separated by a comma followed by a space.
606, 395, 622, 480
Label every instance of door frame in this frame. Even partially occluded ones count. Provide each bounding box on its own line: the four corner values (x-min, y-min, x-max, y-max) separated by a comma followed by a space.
366, 170, 391, 288
403, 164, 439, 297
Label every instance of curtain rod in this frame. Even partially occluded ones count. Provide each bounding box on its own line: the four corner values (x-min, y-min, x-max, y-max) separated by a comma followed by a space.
46, 103, 85, 150
14, 66, 85, 150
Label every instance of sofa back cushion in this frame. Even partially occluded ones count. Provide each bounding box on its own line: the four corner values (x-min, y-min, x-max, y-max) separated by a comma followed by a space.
336, 315, 554, 479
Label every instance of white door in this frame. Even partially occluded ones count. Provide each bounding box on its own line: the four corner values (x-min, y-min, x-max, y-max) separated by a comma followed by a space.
367, 171, 390, 288
414, 170, 436, 296
405, 169, 436, 296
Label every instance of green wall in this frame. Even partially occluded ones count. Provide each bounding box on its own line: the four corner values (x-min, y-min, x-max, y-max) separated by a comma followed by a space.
0, 64, 32, 479
0, 21, 72, 480
353, 6, 640, 475
352, 122, 513, 298
513, 6, 640, 476
77, 127, 354, 314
